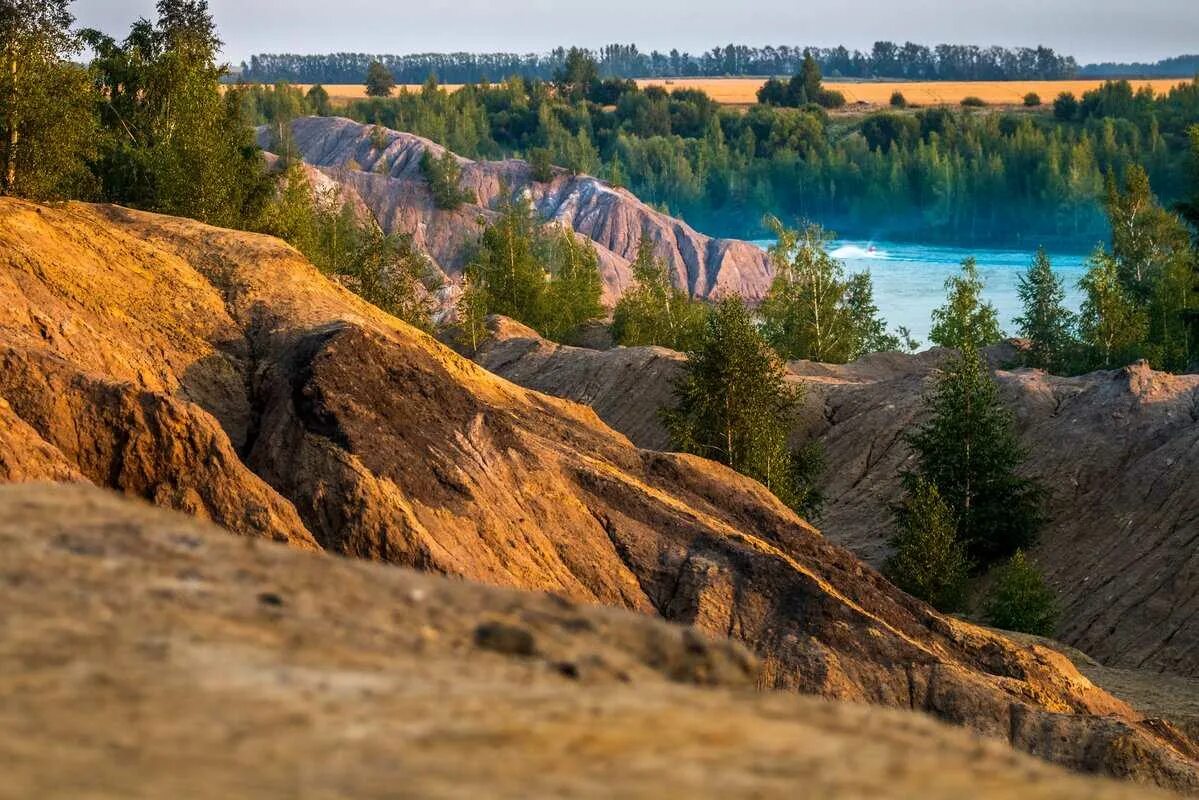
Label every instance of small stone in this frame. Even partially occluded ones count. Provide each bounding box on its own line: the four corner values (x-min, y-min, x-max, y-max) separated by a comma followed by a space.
473, 620, 536, 657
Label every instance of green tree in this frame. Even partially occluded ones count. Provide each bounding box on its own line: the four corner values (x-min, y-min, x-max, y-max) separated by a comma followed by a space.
984, 549, 1059, 636
349, 225, 439, 332
662, 297, 821, 517
455, 274, 490, 352
554, 47, 598, 102
306, 83, 331, 115
466, 196, 548, 329
0, 0, 97, 198
364, 60, 395, 97
929, 258, 1004, 350
611, 232, 707, 351
419, 148, 472, 210
1014, 247, 1076, 372
85, 0, 271, 228
1104, 165, 1196, 370
907, 346, 1045, 566
1076, 247, 1147, 369
528, 147, 553, 182
760, 219, 897, 362
542, 227, 604, 343
884, 478, 972, 612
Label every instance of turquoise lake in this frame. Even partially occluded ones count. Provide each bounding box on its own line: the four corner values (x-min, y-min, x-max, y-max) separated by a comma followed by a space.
751, 240, 1090, 348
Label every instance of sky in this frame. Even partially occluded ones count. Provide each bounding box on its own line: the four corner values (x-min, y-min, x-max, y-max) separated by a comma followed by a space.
73, 0, 1198, 67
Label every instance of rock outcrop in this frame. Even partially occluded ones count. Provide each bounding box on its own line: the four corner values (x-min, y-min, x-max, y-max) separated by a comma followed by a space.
1, 483, 1175, 800
258, 116, 776, 304
473, 322, 1199, 680
2, 198, 1197, 791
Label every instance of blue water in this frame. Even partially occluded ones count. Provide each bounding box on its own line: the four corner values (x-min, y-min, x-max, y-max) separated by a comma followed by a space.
752, 240, 1089, 349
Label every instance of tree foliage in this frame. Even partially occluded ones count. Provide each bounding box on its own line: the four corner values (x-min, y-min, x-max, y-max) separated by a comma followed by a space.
884, 478, 972, 612
663, 297, 822, 518
984, 549, 1059, 636
929, 258, 1004, 350
760, 218, 900, 362
0, 0, 97, 198
255, 164, 439, 331
84, 0, 271, 228
906, 346, 1045, 566
364, 60, 395, 97
419, 148, 472, 209
1015, 248, 1076, 371
465, 196, 603, 342
611, 232, 708, 351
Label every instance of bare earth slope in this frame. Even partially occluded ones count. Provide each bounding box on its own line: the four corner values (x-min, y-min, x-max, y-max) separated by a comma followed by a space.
259, 116, 776, 303
1, 483, 1177, 800
473, 323, 1199, 679
1, 199, 1196, 791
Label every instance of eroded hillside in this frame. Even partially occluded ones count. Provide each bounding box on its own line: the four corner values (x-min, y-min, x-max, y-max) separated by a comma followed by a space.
0, 199, 1196, 791
258, 116, 776, 303
473, 320, 1199, 679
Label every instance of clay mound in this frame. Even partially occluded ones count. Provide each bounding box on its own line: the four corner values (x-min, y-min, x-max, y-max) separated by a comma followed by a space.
1, 198, 1197, 791
260, 116, 775, 304
474, 322, 1199, 679
4, 483, 1178, 800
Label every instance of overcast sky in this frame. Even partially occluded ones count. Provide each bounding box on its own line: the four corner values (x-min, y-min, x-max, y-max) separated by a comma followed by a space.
73, 0, 1198, 66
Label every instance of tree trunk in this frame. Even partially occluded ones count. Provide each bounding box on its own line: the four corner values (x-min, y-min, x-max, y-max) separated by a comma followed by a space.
2, 50, 17, 194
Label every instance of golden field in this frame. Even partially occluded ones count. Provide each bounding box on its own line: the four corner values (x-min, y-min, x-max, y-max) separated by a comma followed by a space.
639, 78, 1188, 106
263, 78, 1188, 108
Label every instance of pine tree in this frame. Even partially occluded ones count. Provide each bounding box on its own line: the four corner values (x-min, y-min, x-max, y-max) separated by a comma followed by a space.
929, 258, 1004, 351
884, 478, 972, 612
542, 227, 604, 343
1014, 247, 1076, 372
364, 60, 395, 97
662, 297, 821, 518
0, 0, 97, 198
907, 346, 1045, 566
984, 549, 1059, 636
611, 232, 707, 351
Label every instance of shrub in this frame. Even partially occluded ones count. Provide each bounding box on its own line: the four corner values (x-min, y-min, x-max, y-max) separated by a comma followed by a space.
984, 550, 1059, 635
816, 89, 846, 109
960, 96, 987, 108
1023, 92, 1042, 107
884, 479, 972, 612
419, 149, 472, 210
528, 147, 554, 183
889, 91, 907, 109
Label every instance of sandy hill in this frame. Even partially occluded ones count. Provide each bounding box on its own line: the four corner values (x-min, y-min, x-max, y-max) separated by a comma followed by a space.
2, 482, 1180, 799
258, 116, 776, 304
473, 320, 1199, 680
0, 198, 1196, 792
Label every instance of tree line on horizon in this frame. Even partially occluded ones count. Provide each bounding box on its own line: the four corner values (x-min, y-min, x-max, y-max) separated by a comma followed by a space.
237, 41, 1081, 85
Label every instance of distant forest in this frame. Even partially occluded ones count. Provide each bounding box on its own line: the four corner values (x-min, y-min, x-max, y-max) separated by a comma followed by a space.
237, 42, 1081, 84
1079, 54, 1199, 78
